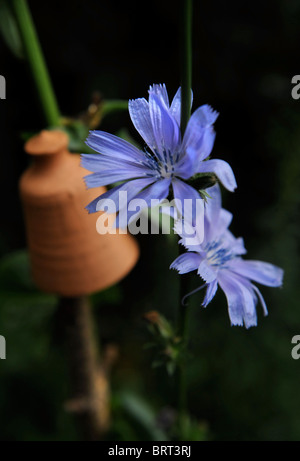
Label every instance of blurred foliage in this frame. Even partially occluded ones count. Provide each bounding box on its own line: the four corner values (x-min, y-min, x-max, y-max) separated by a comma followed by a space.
20, 99, 129, 153
110, 390, 168, 441
144, 311, 182, 376
0, 250, 177, 441
0, 0, 24, 59
60, 98, 129, 152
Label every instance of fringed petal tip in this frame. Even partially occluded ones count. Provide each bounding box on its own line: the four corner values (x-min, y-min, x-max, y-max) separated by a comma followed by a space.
80, 153, 95, 172
200, 104, 219, 126
169, 252, 201, 274
83, 173, 93, 189
80, 154, 85, 168
230, 319, 248, 328
85, 130, 97, 142
83, 174, 89, 188
84, 194, 102, 214
85, 204, 94, 214
229, 313, 258, 329
148, 83, 167, 94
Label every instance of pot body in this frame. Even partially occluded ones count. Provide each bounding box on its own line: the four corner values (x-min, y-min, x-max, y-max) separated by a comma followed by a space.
19, 130, 139, 296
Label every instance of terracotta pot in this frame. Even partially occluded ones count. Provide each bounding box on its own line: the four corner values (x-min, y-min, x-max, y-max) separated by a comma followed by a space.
19, 130, 139, 296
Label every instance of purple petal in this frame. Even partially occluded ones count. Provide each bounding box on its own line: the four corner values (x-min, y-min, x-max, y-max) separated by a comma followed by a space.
216, 209, 233, 236
116, 178, 171, 227
169, 87, 193, 126
199, 127, 216, 160
228, 259, 284, 287
197, 259, 217, 283
85, 195, 104, 214
149, 92, 180, 154
85, 130, 143, 163
223, 233, 247, 255
175, 148, 198, 179
87, 177, 157, 213
172, 178, 204, 226
174, 220, 204, 252
84, 166, 155, 188
218, 271, 257, 328
234, 278, 258, 329
128, 98, 157, 150
182, 105, 218, 156
204, 209, 233, 250
170, 252, 202, 274
217, 272, 244, 326
184, 127, 216, 165
193, 104, 219, 127
81, 152, 146, 173
202, 279, 218, 307
149, 84, 169, 106
198, 159, 237, 192
204, 184, 222, 224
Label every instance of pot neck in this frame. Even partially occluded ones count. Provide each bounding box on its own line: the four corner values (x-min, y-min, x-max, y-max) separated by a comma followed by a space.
25, 130, 71, 173
30, 148, 70, 173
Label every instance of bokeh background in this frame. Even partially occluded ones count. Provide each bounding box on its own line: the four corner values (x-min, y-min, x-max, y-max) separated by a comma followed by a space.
0, 0, 300, 441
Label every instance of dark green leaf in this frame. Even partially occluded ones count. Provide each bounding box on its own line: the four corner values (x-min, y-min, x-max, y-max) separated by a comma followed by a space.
0, 0, 24, 59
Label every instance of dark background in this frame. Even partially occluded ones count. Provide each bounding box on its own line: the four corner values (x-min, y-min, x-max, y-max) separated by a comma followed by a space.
0, 0, 299, 441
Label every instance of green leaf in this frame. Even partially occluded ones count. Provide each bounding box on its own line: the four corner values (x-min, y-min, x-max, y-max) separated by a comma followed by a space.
0, 250, 57, 373
0, 0, 24, 59
166, 361, 176, 376
0, 249, 57, 306
0, 249, 37, 291
58, 122, 90, 153
152, 360, 164, 368
199, 189, 213, 202
175, 414, 209, 441
101, 100, 128, 118
117, 390, 168, 441
188, 172, 218, 191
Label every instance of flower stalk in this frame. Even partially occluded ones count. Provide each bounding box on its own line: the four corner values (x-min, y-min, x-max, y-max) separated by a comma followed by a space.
180, 0, 193, 137
178, 0, 193, 437
11, 0, 60, 127
59, 296, 111, 441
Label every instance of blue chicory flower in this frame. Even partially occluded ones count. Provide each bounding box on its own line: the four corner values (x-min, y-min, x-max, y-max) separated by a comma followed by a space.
170, 185, 284, 328
81, 84, 237, 227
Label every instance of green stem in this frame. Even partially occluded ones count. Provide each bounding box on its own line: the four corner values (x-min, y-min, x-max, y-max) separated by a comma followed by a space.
11, 0, 60, 127
177, 255, 190, 437
180, 0, 193, 136
178, 0, 193, 438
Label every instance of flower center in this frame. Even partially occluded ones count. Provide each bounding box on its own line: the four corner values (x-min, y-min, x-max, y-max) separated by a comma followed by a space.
205, 241, 234, 268
143, 147, 180, 179
158, 148, 177, 179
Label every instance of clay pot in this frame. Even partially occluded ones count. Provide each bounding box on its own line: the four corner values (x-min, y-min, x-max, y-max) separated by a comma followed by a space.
19, 130, 139, 296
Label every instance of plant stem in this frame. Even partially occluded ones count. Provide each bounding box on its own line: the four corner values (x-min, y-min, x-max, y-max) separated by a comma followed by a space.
11, 0, 60, 127
178, 0, 193, 437
177, 253, 190, 437
59, 296, 110, 441
180, 0, 193, 137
